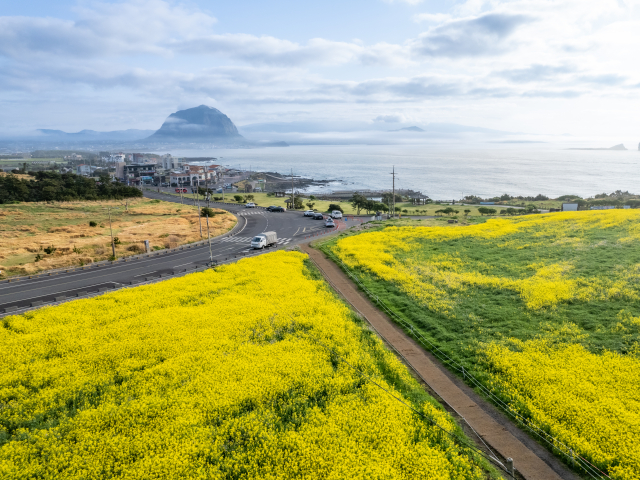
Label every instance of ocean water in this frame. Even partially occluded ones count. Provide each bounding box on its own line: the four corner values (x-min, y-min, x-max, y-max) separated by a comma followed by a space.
167, 143, 640, 200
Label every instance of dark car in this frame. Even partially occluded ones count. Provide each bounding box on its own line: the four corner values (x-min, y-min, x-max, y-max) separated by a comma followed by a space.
271, 206, 285, 212
313, 213, 324, 220
266, 205, 278, 211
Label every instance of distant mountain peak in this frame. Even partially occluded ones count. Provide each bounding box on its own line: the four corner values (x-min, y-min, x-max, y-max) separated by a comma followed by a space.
147, 105, 243, 142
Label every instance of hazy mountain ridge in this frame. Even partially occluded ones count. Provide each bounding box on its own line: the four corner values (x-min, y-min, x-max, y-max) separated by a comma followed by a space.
37, 129, 155, 141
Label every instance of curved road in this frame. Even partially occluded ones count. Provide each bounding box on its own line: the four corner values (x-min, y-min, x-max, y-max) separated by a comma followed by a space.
0, 192, 348, 314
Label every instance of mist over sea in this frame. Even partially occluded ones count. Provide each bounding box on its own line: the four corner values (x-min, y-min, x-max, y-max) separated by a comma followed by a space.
168, 143, 640, 200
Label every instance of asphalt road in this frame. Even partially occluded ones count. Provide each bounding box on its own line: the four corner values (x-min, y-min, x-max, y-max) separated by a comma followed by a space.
0, 191, 349, 314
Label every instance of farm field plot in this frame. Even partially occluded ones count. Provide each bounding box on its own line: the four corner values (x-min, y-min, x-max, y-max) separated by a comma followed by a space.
327, 210, 640, 480
0, 198, 235, 277
0, 251, 496, 479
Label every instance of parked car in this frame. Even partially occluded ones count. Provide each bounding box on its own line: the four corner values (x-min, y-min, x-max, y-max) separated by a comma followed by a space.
331, 210, 343, 219
251, 231, 277, 249
325, 218, 335, 228
161, 182, 169, 187
304, 210, 315, 217
245, 202, 256, 208
313, 213, 324, 220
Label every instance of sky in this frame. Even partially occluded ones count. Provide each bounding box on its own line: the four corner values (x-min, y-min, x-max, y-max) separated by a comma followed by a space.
1, 0, 640, 137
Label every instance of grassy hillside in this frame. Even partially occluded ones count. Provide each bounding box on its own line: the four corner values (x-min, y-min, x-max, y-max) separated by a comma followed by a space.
325, 210, 640, 479
0, 252, 497, 479
0, 198, 235, 277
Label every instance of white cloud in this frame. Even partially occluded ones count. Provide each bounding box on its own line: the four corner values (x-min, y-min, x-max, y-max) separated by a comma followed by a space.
1, 0, 640, 135
412, 12, 534, 57
373, 114, 406, 122
0, 0, 217, 59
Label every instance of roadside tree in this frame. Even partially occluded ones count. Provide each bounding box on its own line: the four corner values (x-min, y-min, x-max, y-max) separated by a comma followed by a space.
349, 193, 367, 215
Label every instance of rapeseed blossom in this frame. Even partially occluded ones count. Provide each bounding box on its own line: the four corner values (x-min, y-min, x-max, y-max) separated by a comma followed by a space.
331, 210, 640, 478
482, 339, 640, 480
0, 251, 487, 479
334, 210, 640, 311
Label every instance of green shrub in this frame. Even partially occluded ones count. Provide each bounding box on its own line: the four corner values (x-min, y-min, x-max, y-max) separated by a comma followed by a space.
201, 207, 216, 217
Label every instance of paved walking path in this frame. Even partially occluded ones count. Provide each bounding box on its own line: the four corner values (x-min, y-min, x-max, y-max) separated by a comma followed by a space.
300, 244, 573, 480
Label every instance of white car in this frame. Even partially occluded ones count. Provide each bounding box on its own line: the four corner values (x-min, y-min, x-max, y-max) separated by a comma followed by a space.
325, 218, 335, 228
304, 210, 315, 217
245, 202, 256, 208
331, 210, 343, 219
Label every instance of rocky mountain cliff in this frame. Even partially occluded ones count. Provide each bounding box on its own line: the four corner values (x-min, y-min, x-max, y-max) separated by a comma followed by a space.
147, 105, 244, 142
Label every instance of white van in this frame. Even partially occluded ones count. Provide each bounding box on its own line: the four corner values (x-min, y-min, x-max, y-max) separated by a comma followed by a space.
251, 231, 278, 249
331, 210, 343, 219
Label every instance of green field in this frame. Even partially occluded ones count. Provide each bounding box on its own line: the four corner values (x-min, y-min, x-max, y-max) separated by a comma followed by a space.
323, 210, 640, 479
157, 189, 497, 216
0, 158, 64, 164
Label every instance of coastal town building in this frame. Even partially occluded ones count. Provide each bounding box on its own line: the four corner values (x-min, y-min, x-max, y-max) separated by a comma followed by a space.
76, 164, 97, 176
161, 154, 183, 170
123, 163, 156, 185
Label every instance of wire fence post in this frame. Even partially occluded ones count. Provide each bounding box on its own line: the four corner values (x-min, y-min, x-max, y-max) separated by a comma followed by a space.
325, 247, 596, 477
506, 458, 514, 477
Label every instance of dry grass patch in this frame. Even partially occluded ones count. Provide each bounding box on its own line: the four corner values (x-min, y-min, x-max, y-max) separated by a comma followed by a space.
0, 198, 235, 277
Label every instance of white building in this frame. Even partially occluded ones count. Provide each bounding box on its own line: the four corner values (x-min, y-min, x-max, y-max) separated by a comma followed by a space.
161, 154, 183, 170
109, 153, 126, 163
76, 164, 97, 176
170, 172, 198, 186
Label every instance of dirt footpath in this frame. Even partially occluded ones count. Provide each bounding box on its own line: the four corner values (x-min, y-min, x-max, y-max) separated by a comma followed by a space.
301, 244, 579, 480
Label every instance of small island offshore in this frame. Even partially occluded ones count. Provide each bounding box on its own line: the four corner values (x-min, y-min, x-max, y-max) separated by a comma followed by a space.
568, 143, 627, 150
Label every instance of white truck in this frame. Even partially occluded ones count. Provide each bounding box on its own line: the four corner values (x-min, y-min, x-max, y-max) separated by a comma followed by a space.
251, 231, 278, 249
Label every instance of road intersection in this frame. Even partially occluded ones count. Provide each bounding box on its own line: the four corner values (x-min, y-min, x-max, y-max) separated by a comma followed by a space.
0, 191, 351, 314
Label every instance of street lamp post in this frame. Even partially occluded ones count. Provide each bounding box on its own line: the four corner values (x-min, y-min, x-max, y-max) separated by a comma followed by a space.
206, 214, 213, 266
196, 182, 203, 239
107, 206, 117, 259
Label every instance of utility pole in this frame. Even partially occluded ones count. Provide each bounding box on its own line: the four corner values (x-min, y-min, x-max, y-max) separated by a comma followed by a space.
390, 166, 396, 219
107, 206, 116, 259
206, 214, 213, 266
196, 188, 203, 239
291, 168, 294, 211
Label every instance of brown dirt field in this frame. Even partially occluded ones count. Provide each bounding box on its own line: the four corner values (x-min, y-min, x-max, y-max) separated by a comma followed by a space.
0, 172, 34, 180
0, 198, 235, 277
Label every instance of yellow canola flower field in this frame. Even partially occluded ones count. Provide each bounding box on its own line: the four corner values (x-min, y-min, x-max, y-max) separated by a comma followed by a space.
331, 210, 640, 479
483, 340, 640, 480
334, 210, 640, 312
0, 251, 488, 479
